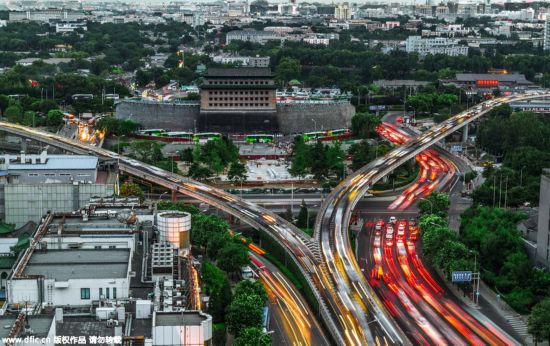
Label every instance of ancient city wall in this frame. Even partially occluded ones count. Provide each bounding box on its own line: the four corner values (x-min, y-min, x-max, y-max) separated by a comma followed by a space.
116, 99, 355, 134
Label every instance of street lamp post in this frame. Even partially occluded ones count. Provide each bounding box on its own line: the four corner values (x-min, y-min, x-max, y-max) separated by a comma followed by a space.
311, 118, 317, 132
520, 165, 526, 187
469, 250, 480, 305
419, 197, 433, 214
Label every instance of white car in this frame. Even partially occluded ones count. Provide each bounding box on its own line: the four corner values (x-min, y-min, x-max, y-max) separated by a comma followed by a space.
389, 216, 397, 224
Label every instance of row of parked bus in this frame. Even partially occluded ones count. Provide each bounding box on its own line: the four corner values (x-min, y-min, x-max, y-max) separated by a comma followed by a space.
133, 128, 353, 144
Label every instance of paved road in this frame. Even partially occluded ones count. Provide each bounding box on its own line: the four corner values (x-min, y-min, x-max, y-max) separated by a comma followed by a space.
250, 252, 331, 346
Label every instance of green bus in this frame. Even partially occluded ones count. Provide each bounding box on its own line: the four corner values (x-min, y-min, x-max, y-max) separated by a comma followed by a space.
193, 132, 222, 143
245, 134, 275, 143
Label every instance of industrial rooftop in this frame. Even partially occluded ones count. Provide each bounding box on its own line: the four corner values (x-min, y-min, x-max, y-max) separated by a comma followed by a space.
154, 311, 209, 326
3, 154, 98, 171
22, 249, 130, 281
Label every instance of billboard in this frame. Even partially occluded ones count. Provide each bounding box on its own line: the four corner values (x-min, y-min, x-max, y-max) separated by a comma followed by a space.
476, 80, 499, 87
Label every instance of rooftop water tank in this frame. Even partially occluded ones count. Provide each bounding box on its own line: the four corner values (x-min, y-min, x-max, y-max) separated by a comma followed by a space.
156, 211, 191, 249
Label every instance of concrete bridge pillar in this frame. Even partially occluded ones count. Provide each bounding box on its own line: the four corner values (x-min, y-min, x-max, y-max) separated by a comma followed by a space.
462, 124, 469, 143
20, 138, 27, 152
171, 189, 177, 202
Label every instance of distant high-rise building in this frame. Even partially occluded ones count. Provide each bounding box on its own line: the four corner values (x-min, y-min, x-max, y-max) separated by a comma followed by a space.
335, 2, 351, 21
544, 16, 550, 51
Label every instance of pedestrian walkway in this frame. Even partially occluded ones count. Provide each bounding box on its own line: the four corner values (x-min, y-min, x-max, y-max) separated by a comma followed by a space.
503, 314, 529, 339
479, 280, 533, 345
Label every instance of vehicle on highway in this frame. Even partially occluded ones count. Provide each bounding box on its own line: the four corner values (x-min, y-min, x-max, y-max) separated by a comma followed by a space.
375, 220, 384, 232
389, 216, 396, 224
385, 231, 394, 247
409, 221, 418, 241
397, 222, 405, 239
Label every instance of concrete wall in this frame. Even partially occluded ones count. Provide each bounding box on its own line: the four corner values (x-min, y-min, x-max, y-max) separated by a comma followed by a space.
276, 102, 355, 134
116, 99, 355, 134
116, 100, 200, 132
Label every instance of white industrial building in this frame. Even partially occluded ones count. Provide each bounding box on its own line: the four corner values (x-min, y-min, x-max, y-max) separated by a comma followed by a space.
7, 248, 132, 307
0, 152, 114, 226
405, 36, 469, 57
152, 311, 212, 346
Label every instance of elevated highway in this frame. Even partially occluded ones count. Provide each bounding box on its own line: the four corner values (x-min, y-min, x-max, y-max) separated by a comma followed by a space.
314, 91, 550, 344
0, 121, 349, 345
3, 91, 548, 344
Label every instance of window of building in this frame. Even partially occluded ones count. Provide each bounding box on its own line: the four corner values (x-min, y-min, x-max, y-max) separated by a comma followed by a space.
81, 288, 90, 300
94, 245, 102, 249
99, 288, 103, 298
106, 287, 110, 299
113, 287, 117, 299
109, 245, 116, 249
59, 173, 71, 176
44, 173, 56, 177
28, 173, 39, 177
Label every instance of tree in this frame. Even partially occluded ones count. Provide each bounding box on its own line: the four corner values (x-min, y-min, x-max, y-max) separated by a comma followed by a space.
217, 241, 250, 273
188, 162, 213, 180
528, 298, 550, 344
46, 109, 64, 127
0, 95, 9, 116
351, 112, 381, 139
233, 327, 271, 346
226, 294, 265, 335
4, 104, 23, 123
418, 192, 450, 217
95, 117, 138, 136
274, 57, 300, 86
296, 200, 309, 229
349, 140, 371, 171
228, 161, 247, 182
326, 141, 345, 179
289, 136, 311, 178
179, 148, 194, 163
119, 181, 144, 202
310, 141, 329, 181
128, 140, 164, 164
202, 261, 232, 323
234, 280, 268, 304
191, 214, 228, 249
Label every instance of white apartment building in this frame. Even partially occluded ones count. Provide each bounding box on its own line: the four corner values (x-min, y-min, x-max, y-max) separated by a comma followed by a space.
9, 10, 85, 22
225, 29, 282, 45
212, 55, 270, 67
405, 36, 469, 57
335, 3, 351, 21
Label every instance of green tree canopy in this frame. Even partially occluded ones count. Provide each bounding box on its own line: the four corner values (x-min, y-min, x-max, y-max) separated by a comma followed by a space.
233, 327, 271, 346
351, 112, 381, 139
529, 298, 550, 343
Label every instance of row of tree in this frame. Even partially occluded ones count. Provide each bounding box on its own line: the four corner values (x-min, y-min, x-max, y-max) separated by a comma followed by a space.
155, 201, 270, 344
289, 136, 345, 181
180, 138, 246, 181
459, 206, 550, 313
475, 105, 550, 206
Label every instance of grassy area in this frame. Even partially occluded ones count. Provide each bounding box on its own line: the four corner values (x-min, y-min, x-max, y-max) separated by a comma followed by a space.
372, 164, 420, 191
300, 227, 314, 236
349, 228, 356, 254
263, 253, 303, 290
